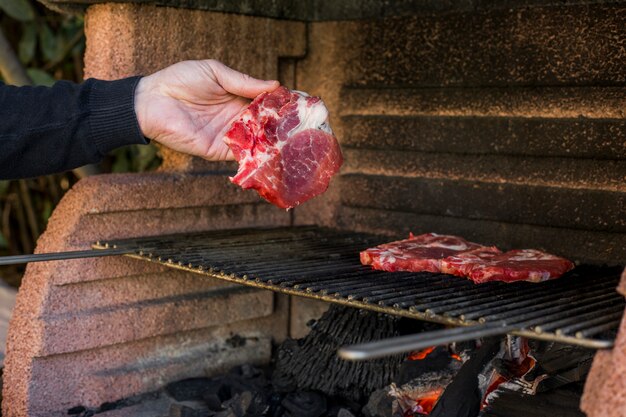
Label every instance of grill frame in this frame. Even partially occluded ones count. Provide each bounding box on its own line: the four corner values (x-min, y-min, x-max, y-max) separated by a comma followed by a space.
94, 226, 625, 349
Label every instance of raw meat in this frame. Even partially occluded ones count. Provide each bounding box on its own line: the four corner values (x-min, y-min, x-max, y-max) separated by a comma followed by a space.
223, 86, 343, 209
360, 233, 486, 273
440, 247, 502, 277
466, 249, 575, 283
362, 234, 574, 283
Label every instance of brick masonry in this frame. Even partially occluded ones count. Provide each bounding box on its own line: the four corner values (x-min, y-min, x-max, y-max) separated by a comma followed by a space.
295, 4, 626, 265
2, 174, 291, 417
3, 5, 305, 416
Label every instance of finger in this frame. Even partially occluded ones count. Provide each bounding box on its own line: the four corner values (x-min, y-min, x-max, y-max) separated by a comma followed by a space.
208, 60, 279, 99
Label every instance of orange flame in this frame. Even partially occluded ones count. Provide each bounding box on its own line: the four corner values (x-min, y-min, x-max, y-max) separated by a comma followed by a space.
405, 388, 444, 416
408, 346, 436, 360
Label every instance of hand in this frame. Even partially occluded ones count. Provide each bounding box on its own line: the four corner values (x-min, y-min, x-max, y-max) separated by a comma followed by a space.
134, 60, 279, 161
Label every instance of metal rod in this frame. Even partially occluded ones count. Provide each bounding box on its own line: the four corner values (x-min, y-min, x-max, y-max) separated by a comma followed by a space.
0, 248, 133, 265
338, 323, 517, 361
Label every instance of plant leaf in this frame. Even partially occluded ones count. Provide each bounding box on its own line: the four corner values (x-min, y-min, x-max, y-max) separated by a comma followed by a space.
0, 230, 7, 249
0, 0, 35, 22
18, 23, 37, 65
42, 199, 52, 223
136, 144, 159, 172
26, 68, 56, 86
111, 149, 131, 173
37, 22, 59, 61
0, 180, 10, 195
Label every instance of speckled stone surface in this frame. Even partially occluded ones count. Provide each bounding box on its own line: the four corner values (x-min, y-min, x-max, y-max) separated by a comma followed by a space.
293, 5, 626, 263
581, 268, 626, 417
2, 173, 291, 417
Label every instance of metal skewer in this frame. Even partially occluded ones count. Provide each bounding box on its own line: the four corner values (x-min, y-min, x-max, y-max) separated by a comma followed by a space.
0, 247, 134, 265
338, 322, 520, 361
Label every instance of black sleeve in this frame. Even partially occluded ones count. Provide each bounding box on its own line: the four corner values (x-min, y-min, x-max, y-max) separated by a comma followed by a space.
0, 76, 149, 180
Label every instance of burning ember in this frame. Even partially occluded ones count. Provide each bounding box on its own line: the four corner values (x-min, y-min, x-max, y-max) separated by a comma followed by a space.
389, 337, 550, 416
407, 347, 436, 361
389, 345, 466, 416
389, 384, 443, 415
481, 336, 547, 406
408, 346, 462, 362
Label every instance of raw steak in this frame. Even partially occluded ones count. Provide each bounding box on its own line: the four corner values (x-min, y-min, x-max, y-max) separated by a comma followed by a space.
360, 233, 486, 273
223, 86, 343, 209
440, 247, 502, 277
466, 249, 575, 283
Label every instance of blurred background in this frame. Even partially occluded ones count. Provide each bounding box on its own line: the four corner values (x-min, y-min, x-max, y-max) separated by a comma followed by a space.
0, 0, 161, 290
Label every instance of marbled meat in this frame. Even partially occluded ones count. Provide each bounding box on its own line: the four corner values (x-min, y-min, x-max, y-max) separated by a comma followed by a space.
465, 249, 575, 283
362, 235, 575, 283
360, 233, 486, 273
440, 247, 502, 277
223, 86, 343, 209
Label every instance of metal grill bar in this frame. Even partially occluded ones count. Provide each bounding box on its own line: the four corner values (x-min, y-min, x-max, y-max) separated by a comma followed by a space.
95, 226, 625, 349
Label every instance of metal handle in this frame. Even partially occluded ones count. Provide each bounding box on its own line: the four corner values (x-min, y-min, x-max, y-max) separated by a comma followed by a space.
337, 322, 519, 361
0, 248, 133, 266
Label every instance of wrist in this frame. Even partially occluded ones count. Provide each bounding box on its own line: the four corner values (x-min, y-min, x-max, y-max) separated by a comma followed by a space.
134, 75, 155, 139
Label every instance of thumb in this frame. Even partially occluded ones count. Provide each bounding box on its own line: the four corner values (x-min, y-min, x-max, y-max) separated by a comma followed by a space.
208, 60, 279, 99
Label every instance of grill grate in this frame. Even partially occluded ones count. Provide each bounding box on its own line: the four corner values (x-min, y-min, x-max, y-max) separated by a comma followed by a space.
95, 226, 625, 349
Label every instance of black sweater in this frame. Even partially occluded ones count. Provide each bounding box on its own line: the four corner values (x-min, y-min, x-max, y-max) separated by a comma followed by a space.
0, 77, 148, 180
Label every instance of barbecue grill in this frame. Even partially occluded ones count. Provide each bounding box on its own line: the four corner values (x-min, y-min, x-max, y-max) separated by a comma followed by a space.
93, 226, 624, 353
3, 2, 625, 416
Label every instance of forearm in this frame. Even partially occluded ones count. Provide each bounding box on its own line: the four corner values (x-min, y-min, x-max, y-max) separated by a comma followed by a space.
0, 77, 148, 180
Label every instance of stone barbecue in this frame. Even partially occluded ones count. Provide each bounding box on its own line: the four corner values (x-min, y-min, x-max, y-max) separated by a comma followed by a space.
2, 1, 625, 416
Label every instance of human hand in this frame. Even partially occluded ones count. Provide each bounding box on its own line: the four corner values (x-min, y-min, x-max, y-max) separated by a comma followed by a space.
134, 60, 279, 161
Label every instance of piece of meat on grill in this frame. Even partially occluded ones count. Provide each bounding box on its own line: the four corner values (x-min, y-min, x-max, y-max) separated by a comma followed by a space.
223, 86, 343, 209
440, 247, 502, 277
360, 233, 487, 273
466, 249, 575, 283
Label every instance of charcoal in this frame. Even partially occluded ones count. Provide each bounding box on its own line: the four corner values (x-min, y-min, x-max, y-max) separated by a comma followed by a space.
361, 388, 393, 417
480, 383, 586, 417
200, 380, 230, 411
169, 402, 210, 417
217, 391, 268, 417
266, 392, 286, 417
526, 342, 595, 393
397, 346, 459, 385
224, 365, 269, 396
167, 378, 212, 402
272, 305, 404, 402
202, 391, 224, 412
233, 364, 263, 379
214, 410, 238, 417
429, 337, 502, 417
281, 391, 327, 417
337, 408, 356, 417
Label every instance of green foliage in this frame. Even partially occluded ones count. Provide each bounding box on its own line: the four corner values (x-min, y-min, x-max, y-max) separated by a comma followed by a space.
0, 180, 9, 195
18, 22, 36, 62
0, 0, 34, 22
26, 67, 55, 85
112, 145, 162, 173
38, 22, 59, 61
